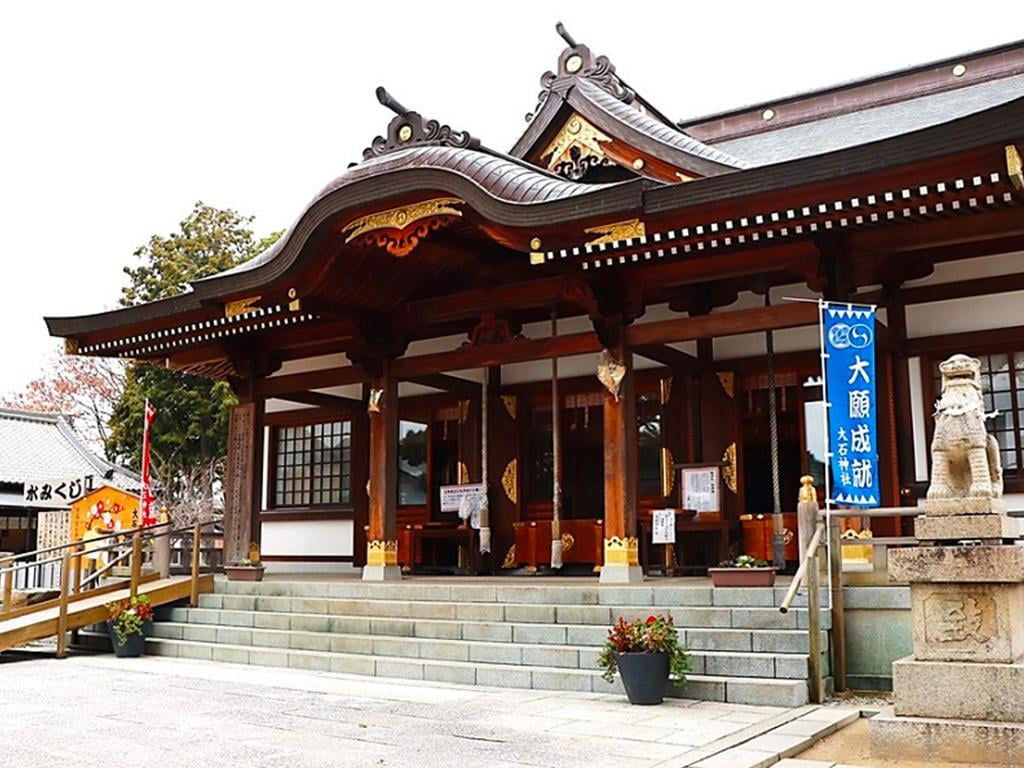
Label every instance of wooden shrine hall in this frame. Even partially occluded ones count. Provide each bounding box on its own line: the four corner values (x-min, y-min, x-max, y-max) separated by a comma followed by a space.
46, 29, 1024, 583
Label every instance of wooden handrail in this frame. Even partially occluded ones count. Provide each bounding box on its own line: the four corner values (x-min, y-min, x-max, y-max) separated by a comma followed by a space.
129, 532, 142, 599
4, 521, 173, 564
0, 520, 220, 577
190, 523, 201, 607
1, 558, 12, 613
779, 522, 825, 614
56, 550, 71, 659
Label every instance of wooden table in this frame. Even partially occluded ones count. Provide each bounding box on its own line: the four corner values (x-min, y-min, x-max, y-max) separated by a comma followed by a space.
638, 515, 731, 576
407, 523, 478, 575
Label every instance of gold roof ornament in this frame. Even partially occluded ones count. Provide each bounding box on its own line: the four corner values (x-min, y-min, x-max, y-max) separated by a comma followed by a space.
1008, 144, 1024, 194
541, 113, 613, 178
341, 197, 465, 257
225, 296, 261, 318
584, 217, 646, 247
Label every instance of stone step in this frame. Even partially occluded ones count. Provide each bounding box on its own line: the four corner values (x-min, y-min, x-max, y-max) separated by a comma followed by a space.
159, 606, 831, 645
150, 621, 829, 680
141, 635, 814, 707
215, 579, 830, 609
186, 595, 833, 631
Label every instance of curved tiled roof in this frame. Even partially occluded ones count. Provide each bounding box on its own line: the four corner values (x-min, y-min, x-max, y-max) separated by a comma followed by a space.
210, 145, 623, 279
573, 79, 749, 170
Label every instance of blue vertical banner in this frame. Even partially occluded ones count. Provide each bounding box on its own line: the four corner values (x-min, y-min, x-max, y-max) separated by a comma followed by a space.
822, 302, 880, 507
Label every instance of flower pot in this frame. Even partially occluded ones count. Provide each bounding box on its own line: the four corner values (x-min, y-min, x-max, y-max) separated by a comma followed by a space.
708, 567, 776, 587
614, 651, 670, 705
225, 565, 265, 582
106, 620, 152, 658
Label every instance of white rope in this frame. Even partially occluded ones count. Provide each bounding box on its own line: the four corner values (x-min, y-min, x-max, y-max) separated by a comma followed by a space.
479, 366, 491, 554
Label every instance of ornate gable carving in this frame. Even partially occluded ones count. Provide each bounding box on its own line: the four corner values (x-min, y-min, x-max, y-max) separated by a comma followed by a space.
362, 87, 479, 160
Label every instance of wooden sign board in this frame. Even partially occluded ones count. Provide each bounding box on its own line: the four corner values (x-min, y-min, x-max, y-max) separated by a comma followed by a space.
680, 465, 721, 513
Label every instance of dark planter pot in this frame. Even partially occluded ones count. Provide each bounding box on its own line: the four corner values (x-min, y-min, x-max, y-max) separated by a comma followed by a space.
615, 651, 670, 705
225, 565, 266, 582
107, 620, 152, 658
708, 567, 776, 587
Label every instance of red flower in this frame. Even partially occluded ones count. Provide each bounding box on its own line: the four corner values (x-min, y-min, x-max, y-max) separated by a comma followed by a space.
647, 616, 657, 624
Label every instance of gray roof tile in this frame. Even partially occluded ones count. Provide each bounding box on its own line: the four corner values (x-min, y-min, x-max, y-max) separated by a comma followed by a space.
714, 73, 1024, 167
0, 409, 137, 493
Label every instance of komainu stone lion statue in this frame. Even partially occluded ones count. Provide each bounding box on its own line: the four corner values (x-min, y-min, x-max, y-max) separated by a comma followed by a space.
927, 354, 1003, 500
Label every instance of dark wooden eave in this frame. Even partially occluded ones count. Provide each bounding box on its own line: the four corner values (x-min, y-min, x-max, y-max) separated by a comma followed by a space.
45, 94, 1024, 361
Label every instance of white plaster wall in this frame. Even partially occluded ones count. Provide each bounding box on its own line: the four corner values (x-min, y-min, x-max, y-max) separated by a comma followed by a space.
904, 251, 1024, 286
906, 292, 1024, 338
908, 356, 929, 483
261, 519, 354, 557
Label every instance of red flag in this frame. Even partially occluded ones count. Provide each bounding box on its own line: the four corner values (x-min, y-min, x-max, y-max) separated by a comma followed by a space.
140, 400, 157, 525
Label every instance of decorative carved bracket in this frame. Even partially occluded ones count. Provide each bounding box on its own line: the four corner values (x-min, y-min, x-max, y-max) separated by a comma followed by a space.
341, 197, 464, 257
541, 113, 614, 179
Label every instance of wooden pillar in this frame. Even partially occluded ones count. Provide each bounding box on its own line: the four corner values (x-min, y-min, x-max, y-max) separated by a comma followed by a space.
223, 400, 257, 565
364, 361, 400, 581
600, 341, 642, 584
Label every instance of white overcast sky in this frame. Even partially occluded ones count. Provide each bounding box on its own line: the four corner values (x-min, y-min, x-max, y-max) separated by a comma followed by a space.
0, 1, 1017, 396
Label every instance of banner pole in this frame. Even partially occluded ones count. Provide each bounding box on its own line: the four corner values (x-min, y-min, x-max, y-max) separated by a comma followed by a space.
817, 300, 834, 596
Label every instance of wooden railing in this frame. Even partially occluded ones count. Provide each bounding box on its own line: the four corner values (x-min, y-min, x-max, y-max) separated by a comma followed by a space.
780, 492, 925, 699
0, 520, 219, 657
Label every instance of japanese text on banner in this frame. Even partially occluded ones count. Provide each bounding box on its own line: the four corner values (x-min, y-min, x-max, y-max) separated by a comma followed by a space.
823, 303, 880, 507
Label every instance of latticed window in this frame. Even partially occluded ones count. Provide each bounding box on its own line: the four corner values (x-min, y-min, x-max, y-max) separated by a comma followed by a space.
273, 421, 351, 507
932, 352, 1023, 473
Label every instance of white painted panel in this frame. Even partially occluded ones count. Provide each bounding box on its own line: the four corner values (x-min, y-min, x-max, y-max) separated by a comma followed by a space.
716, 326, 820, 360
261, 426, 270, 510
261, 519, 354, 557
904, 251, 1024, 286
908, 356, 929, 483
906, 292, 1024, 338
270, 353, 348, 376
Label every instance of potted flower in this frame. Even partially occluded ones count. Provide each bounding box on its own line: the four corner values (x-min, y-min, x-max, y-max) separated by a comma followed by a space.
597, 615, 690, 705
106, 594, 154, 657
708, 554, 776, 587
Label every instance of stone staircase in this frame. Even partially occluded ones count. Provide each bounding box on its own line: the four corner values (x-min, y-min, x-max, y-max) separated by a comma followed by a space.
144, 580, 831, 707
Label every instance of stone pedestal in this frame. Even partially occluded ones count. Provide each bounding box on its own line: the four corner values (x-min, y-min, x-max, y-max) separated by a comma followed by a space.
871, 497, 1024, 765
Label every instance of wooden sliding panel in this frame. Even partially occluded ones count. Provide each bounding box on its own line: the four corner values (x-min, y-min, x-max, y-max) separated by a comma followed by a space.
364, 363, 401, 581
600, 342, 642, 584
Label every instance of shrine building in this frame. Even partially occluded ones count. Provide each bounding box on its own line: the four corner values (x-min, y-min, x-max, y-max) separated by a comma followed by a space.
45, 31, 1024, 583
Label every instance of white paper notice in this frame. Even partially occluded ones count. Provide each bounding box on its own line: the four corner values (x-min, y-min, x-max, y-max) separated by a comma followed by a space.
651, 509, 676, 544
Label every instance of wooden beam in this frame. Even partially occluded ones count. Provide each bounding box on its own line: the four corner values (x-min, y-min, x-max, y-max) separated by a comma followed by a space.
276, 391, 362, 409
405, 374, 480, 398
255, 302, 819, 393
634, 344, 704, 371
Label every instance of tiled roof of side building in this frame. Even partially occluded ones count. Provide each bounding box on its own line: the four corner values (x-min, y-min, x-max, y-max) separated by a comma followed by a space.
0, 408, 138, 492
713, 73, 1024, 167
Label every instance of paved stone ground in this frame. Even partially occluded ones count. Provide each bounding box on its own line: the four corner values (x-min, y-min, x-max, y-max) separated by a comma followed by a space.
0, 653, 802, 768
